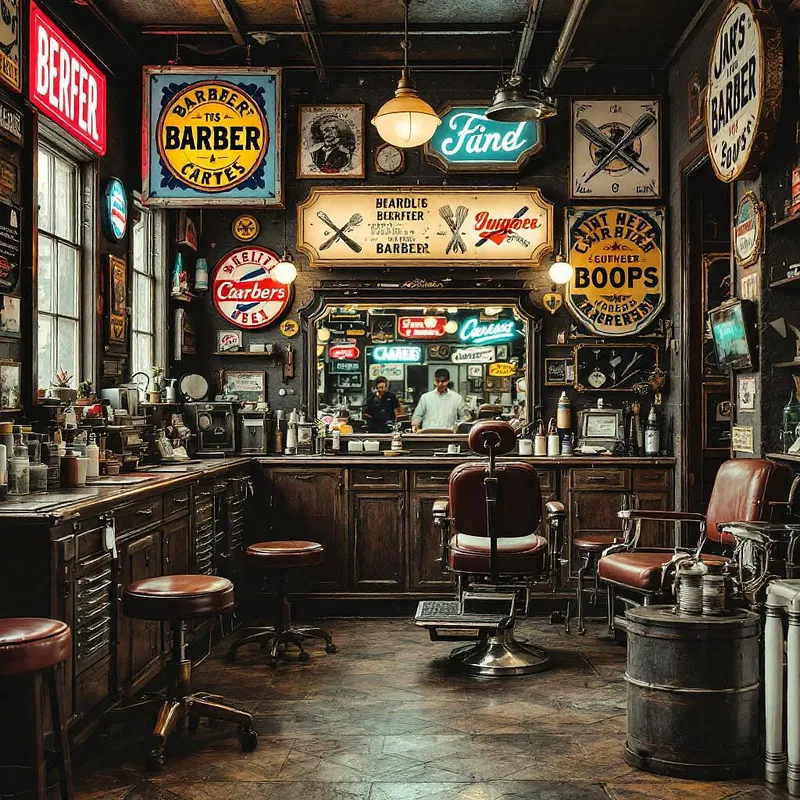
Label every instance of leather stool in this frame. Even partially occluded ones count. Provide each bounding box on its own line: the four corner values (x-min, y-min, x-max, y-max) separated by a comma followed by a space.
99, 575, 257, 771
0, 618, 73, 799
566, 535, 620, 636
229, 541, 336, 666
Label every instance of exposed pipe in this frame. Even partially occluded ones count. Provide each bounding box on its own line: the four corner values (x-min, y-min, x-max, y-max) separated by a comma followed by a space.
541, 0, 591, 89
508, 0, 545, 86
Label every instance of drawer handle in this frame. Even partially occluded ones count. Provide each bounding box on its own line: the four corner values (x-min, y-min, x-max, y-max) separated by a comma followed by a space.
363, 475, 386, 482
77, 640, 109, 660
640, 473, 661, 480
198, 491, 212, 499
172, 497, 188, 505
293, 474, 314, 481
136, 508, 154, 517
425, 476, 449, 483
585, 476, 608, 483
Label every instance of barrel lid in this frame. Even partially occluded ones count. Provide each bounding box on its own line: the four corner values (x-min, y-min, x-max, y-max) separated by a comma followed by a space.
626, 606, 759, 630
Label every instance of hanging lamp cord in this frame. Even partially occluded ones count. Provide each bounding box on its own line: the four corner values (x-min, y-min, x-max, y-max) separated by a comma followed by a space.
401, 0, 411, 80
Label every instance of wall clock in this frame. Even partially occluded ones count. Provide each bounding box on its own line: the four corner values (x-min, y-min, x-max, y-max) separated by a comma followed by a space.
375, 143, 405, 175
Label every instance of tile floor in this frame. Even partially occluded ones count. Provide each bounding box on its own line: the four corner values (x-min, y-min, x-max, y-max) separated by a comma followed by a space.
73, 617, 792, 800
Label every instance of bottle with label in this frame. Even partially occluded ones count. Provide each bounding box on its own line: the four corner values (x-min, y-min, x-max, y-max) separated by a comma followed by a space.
557, 391, 571, 430
285, 408, 298, 455
86, 433, 100, 478
332, 428, 341, 452
546, 418, 560, 456
391, 423, 404, 452
644, 406, 660, 456
273, 410, 285, 455
8, 433, 30, 496
533, 419, 546, 456
296, 410, 313, 455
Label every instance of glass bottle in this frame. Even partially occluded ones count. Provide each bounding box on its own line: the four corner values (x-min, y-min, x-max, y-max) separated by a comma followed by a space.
644, 406, 660, 456
8, 433, 30, 496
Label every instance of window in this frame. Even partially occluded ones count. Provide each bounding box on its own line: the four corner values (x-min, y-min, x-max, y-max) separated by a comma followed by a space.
37, 144, 82, 391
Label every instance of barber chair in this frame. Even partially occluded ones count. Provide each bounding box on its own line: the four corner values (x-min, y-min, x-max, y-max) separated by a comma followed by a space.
598, 458, 792, 635
414, 420, 565, 676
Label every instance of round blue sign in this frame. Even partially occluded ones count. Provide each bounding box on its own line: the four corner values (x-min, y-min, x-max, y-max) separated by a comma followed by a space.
102, 178, 128, 241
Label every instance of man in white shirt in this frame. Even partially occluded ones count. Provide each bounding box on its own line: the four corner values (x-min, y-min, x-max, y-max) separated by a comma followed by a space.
412, 368, 471, 432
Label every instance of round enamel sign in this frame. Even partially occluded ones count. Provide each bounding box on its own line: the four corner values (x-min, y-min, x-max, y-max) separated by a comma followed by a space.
212, 246, 292, 330
102, 178, 127, 241
734, 191, 763, 267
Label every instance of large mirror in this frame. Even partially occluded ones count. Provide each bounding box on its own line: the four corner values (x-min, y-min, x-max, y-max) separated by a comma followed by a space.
304, 290, 536, 436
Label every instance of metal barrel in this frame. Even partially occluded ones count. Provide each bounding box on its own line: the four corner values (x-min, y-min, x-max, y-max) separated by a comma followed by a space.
624, 606, 761, 780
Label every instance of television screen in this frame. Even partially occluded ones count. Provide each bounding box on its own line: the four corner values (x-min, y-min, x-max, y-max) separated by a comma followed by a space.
708, 299, 755, 371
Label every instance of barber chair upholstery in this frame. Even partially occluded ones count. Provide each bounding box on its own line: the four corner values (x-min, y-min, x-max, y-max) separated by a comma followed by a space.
598, 458, 791, 633
414, 420, 565, 676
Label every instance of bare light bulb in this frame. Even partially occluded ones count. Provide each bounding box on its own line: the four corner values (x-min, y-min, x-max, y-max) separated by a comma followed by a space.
548, 253, 574, 285
272, 252, 297, 285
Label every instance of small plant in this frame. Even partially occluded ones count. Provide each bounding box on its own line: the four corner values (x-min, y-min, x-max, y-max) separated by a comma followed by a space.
78, 379, 93, 399
52, 368, 72, 388
152, 365, 163, 390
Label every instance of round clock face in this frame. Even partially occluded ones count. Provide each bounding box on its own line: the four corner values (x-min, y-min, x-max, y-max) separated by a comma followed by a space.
376, 144, 404, 174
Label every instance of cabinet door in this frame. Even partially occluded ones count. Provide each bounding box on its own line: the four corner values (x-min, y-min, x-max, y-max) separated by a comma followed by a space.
117, 531, 162, 692
634, 491, 671, 548
409, 493, 454, 594
163, 517, 190, 576
568, 490, 627, 580
351, 491, 406, 592
52, 535, 76, 720
267, 469, 346, 592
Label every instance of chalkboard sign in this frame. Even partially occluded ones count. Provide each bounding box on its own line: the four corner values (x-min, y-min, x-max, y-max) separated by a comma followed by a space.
574, 344, 660, 393
0, 200, 20, 293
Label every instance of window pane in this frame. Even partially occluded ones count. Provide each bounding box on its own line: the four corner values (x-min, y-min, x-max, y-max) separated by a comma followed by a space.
37, 149, 52, 234
133, 332, 154, 379
37, 314, 54, 391
56, 318, 79, 386
56, 244, 79, 318
133, 215, 147, 274
133, 273, 153, 334
54, 157, 77, 242
37, 235, 54, 314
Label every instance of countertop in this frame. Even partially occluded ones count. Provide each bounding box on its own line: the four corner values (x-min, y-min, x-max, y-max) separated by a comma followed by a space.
255, 455, 676, 467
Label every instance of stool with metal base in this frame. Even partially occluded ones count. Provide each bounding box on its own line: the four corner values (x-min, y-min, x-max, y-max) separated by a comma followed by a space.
228, 541, 336, 666
566, 535, 621, 635
99, 575, 257, 771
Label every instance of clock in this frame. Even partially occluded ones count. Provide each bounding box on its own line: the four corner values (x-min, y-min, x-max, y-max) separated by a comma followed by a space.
375, 143, 405, 175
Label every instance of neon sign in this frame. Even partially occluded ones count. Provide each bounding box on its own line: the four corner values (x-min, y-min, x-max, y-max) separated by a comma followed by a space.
458, 317, 518, 345
373, 345, 422, 364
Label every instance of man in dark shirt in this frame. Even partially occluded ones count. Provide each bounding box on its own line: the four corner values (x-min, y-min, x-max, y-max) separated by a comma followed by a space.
363, 377, 401, 433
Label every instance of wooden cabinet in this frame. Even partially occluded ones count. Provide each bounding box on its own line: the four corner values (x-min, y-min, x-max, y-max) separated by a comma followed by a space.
163, 517, 190, 576
633, 491, 671, 547
350, 491, 406, 592
409, 493, 453, 593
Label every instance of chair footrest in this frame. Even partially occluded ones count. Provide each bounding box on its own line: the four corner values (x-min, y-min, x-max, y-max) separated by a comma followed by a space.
414, 600, 511, 641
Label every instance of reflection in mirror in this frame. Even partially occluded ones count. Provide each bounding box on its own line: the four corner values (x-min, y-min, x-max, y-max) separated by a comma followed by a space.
314, 304, 529, 435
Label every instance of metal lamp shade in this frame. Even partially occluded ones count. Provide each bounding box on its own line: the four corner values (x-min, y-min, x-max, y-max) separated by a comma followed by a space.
372, 84, 441, 148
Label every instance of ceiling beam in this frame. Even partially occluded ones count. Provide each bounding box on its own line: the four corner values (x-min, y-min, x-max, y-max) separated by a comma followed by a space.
139, 24, 559, 37
209, 0, 248, 46
73, 0, 141, 62
292, 0, 328, 85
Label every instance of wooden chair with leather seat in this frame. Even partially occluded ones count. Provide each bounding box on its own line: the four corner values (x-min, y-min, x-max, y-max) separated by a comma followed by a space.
598, 458, 792, 635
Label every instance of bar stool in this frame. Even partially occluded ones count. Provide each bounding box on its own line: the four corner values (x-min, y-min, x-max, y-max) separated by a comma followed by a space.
0, 618, 73, 799
99, 575, 257, 771
566, 534, 621, 635
229, 541, 336, 666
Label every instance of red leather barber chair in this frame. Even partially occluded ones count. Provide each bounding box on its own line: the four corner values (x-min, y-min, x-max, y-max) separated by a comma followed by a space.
598, 458, 791, 635
414, 420, 565, 676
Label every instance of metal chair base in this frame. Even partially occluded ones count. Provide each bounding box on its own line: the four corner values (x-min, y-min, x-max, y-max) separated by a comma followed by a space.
447, 625, 551, 676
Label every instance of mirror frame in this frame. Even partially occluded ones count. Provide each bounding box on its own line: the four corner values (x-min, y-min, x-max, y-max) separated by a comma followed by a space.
300, 285, 541, 433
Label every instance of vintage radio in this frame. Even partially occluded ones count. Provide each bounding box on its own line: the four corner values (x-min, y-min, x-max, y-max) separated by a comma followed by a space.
184, 402, 237, 456
237, 410, 273, 455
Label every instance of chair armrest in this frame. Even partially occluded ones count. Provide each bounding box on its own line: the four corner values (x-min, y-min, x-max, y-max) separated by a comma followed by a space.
618, 509, 705, 523
545, 501, 566, 590
432, 499, 451, 572
432, 499, 449, 520
545, 500, 565, 516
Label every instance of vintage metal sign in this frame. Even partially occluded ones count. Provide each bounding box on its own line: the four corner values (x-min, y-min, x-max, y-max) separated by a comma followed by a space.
30, 2, 106, 155
143, 67, 282, 207
297, 187, 553, 268
211, 246, 291, 330
0, 98, 21, 145
102, 178, 128, 242
734, 190, 763, 268
705, 0, 782, 182
424, 104, 543, 173
0, 199, 19, 293
451, 346, 496, 364
398, 316, 447, 338
565, 207, 665, 338
0, 0, 19, 93
329, 343, 360, 360
488, 362, 516, 377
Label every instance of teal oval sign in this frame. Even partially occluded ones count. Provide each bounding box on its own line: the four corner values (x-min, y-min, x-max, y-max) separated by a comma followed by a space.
424, 104, 543, 173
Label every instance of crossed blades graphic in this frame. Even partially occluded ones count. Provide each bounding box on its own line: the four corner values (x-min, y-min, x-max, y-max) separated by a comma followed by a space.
576, 111, 656, 183
318, 211, 363, 252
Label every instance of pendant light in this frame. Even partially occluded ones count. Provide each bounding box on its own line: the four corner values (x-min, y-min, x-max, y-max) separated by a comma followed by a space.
371, 0, 441, 148
548, 245, 573, 285
272, 212, 297, 286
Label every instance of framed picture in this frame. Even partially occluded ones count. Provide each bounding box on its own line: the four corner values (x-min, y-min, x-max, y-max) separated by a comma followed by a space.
496, 344, 509, 360
217, 330, 242, 353
570, 98, 661, 199
573, 344, 660, 392
0, 294, 20, 338
0, 360, 21, 410
176, 211, 198, 250
107, 254, 127, 347
731, 425, 754, 454
336, 373, 363, 389
702, 253, 731, 378
298, 105, 365, 179
688, 73, 705, 141
737, 375, 757, 412
224, 370, 265, 403
703, 384, 732, 450
467, 365, 483, 379
545, 358, 569, 386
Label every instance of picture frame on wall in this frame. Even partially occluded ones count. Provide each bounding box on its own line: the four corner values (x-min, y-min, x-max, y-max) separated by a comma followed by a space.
0, 294, 20, 338
737, 375, 756, 412
544, 358, 569, 386
176, 211, 198, 250
107, 254, 127, 347
297, 105, 365, 179
688, 73, 706, 142
703, 384, 732, 450
0, 359, 21, 410
217, 330, 242, 353
573, 344, 660, 392
223, 370, 266, 403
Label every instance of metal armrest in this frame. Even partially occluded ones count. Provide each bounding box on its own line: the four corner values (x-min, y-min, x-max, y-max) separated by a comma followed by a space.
618, 509, 705, 523
545, 501, 566, 590
433, 499, 451, 571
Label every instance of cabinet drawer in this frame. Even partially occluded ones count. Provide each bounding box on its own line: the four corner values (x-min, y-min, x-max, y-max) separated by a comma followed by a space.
536, 470, 555, 493
350, 469, 404, 490
164, 488, 190, 518
412, 469, 453, 489
194, 502, 214, 527
76, 525, 106, 561
633, 468, 670, 491
571, 468, 630, 491
116, 496, 163, 536
74, 654, 112, 718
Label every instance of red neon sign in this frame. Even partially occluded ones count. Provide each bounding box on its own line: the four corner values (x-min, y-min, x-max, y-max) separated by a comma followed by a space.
30, 2, 107, 156
329, 344, 360, 361
398, 316, 447, 338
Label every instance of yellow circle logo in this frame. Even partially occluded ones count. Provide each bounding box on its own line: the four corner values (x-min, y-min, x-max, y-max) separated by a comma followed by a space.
280, 319, 299, 338
232, 214, 260, 242
157, 80, 269, 193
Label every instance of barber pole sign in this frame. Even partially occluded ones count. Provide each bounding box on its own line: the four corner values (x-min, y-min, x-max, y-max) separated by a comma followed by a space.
29, 2, 107, 156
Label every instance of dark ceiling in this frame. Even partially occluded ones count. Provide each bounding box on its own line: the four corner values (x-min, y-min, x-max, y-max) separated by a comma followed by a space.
86, 0, 709, 77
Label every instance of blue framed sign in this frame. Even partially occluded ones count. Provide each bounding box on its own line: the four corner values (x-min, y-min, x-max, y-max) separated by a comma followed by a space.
424, 104, 543, 173
142, 66, 283, 207
102, 178, 127, 241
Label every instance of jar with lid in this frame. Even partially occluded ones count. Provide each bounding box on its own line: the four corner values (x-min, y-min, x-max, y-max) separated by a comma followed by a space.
8, 433, 30, 496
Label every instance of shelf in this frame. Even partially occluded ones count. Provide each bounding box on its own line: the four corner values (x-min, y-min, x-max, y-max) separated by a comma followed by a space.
770, 274, 800, 289
171, 292, 199, 303
771, 211, 800, 232
767, 452, 800, 463
774, 361, 800, 369
213, 351, 276, 357
141, 402, 180, 407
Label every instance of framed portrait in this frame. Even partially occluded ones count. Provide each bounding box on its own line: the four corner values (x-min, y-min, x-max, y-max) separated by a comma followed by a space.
176, 211, 198, 250
0, 294, 20, 338
0, 360, 21, 410
217, 330, 242, 352
703, 384, 731, 450
570, 98, 661, 199
107, 254, 127, 347
737, 375, 756, 412
545, 358, 569, 386
224, 370, 265, 403
688, 73, 706, 142
298, 105, 365, 179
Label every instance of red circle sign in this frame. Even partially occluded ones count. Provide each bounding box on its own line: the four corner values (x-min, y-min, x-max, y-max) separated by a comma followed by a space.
329, 344, 360, 360
212, 246, 292, 329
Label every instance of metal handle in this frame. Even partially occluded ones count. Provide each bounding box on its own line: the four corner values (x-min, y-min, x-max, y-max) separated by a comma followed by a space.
293, 474, 314, 480
198, 491, 212, 499
574, 500, 581, 526
136, 507, 154, 517
77, 638, 109, 660
585, 475, 607, 483
426, 475, 449, 482
363, 475, 385, 482
172, 496, 188, 505
77, 567, 112, 587
80, 616, 111, 637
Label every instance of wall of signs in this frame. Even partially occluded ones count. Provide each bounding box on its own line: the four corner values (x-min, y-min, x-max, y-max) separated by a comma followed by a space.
143, 67, 283, 207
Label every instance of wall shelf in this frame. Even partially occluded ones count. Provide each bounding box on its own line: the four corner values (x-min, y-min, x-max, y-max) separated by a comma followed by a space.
767, 452, 800, 463
171, 292, 199, 303
213, 351, 275, 357
771, 211, 800, 232
773, 361, 800, 369
770, 274, 800, 289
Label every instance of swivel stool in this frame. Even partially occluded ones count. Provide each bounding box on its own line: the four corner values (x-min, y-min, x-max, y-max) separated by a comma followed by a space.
229, 541, 336, 666
566, 534, 621, 635
99, 575, 257, 771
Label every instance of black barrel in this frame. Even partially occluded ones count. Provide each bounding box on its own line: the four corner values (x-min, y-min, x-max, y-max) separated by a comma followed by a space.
625, 606, 761, 780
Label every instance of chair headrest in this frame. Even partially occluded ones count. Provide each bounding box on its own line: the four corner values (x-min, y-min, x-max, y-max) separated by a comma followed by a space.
468, 419, 517, 456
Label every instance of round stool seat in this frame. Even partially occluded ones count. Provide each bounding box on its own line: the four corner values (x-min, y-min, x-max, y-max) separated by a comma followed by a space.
573, 534, 621, 553
246, 541, 324, 568
0, 618, 71, 676
124, 575, 234, 621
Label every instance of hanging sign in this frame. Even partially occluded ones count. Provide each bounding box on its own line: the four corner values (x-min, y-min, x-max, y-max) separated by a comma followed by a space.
373, 344, 423, 364
0, 0, 19, 92
0, 199, 19, 293
458, 316, 518, 345
565, 206, 665, 338
452, 346, 496, 364
330, 360, 361, 374
398, 316, 447, 338
143, 67, 282, 207
30, 2, 107, 155
424, 104, 543, 173
706, 0, 782, 183
369, 363, 404, 381
488, 362, 516, 377
297, 187, 554, 268
329, 343, 360, 360
211, 246, 291, 330
0, 98, 22, 145
734, 190, 764, 268
102, 178, 128, 241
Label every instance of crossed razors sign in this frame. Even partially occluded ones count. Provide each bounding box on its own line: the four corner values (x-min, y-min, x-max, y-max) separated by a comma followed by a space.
318, 211, 363, 252
439, 204, 469, 255
576, 111, 657, 183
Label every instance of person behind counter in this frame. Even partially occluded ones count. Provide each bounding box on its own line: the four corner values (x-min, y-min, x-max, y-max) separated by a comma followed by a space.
363, 377, 401, 433
412, 368, 470, 432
